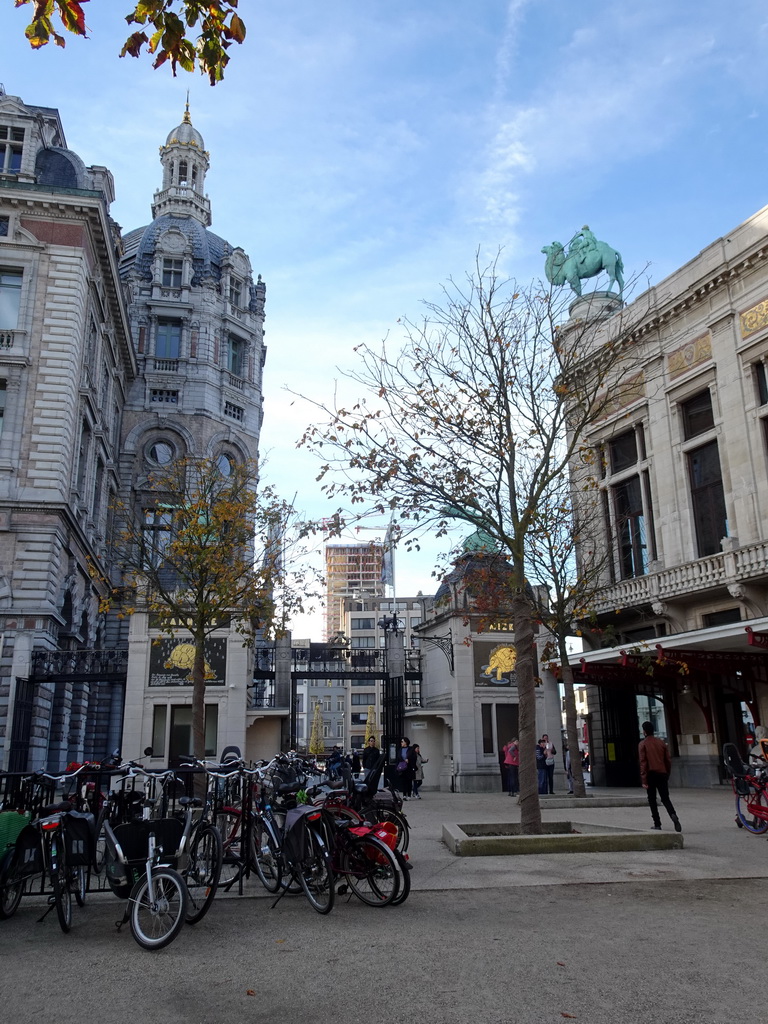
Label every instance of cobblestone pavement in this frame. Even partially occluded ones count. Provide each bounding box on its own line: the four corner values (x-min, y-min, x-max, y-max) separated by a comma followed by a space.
0, 787, 759, 1024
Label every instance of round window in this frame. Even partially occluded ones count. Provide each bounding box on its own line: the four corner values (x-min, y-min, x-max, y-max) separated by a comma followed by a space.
147, 440, 174, 466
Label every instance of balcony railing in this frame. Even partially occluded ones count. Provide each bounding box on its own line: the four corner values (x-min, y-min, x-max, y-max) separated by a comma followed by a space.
591, 541, 768, 614
152, 358, 180, 373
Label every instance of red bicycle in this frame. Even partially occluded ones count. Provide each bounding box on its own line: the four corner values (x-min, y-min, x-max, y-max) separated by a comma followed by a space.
723, 742, 768, 834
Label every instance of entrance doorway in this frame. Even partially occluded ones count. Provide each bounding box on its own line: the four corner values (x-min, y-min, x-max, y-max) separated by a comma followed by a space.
167, 704, 219, 766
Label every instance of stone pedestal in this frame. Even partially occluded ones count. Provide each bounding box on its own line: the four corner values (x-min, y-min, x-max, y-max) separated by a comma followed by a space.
568, 290, 623, 323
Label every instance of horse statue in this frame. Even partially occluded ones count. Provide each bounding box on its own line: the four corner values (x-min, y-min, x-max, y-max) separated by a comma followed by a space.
542, 227, 624, 298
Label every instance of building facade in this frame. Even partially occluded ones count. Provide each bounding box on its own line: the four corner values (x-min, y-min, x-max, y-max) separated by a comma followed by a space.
569, 204, 768, 787
0, 93, 270, 771
0, 91, 135, 771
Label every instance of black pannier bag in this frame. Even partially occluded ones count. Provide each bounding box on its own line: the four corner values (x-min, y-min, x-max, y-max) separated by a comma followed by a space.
12, 824, 43, 877
63, 811, 95, 867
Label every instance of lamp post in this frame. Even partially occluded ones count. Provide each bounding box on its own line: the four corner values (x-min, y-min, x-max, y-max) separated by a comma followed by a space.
379, 612, 405, 786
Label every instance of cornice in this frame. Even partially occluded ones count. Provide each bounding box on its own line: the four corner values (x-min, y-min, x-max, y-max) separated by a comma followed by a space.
627, 243, 768, 344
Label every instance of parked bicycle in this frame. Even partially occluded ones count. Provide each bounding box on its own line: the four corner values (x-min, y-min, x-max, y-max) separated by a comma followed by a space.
723, 742, 768, 833
311, 756, 410, 852
314, 804, 409, 907
0, 765, 95, 932
95, 763, 191, 948
250, 755, 335, 914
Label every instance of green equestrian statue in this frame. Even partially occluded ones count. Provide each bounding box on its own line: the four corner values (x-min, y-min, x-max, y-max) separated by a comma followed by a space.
542, 226, 624, 297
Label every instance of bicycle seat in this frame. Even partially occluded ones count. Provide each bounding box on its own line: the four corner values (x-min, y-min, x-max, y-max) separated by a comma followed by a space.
40, 801, 73, 816
276, 780, 303, 796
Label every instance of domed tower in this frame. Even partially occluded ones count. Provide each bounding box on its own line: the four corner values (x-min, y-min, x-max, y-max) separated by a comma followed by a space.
119, 103, 265, 498
116, 108, 267, 761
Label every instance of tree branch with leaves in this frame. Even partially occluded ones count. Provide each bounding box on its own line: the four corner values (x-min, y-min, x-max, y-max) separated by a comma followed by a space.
97, 456, 310, 776
15, 0, 246, 83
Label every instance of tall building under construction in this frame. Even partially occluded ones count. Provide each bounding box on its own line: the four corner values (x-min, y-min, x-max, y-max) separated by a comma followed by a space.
324, 542, 385, 639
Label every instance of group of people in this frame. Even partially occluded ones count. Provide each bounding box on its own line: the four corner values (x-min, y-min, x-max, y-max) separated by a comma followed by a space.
395, 736, 428, 799
501, 735, 559, 795
327, 736, 429, 801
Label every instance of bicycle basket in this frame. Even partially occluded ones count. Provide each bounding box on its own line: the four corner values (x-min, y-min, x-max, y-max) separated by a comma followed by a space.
12, 824, 43, 877
112, 818, 184, 866
63, 811, 96, 867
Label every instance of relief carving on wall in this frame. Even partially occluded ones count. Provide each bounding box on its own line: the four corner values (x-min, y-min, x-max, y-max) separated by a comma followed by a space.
667, 332, 712, 380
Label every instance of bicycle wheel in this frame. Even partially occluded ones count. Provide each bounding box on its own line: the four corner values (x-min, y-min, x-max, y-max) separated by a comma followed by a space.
297, 826, 335, 915
129, 868, 187, 950
0, 849, 23, 920
249, 817, 283, 893
365, 807, 409, 852
214, 809, 243, 887
49, 836, 72, 933
93, 807, 110, 875
342, 834, 399, 907
185, 824, 223, 925
389, 849, 411, 907
72, 866, 87, 907
736, 789, 768, 834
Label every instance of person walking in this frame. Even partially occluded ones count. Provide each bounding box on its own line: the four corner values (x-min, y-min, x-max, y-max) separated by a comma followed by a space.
397, 736, 415, 799
412, 743, 428, 798
535, 739, 548, 794
638, 721, 682, 832
502, 738, 519, 796
542, 733, 557, 794
362, 735, 380, 771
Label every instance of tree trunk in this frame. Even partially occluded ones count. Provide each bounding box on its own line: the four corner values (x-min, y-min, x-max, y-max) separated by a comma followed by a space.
559, 642, 586, 798
514, 590, 542, 834
191, 637, 207, 798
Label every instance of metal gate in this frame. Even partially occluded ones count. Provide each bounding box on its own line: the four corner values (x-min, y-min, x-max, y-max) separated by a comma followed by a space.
8, 676, 34, 773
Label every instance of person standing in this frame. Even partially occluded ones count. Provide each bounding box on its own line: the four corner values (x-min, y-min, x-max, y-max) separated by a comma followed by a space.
412, 743, 428, 799
542, 733, 557, 794
362, 735, 380, 771
502, 738, 519, 796
535, 739, 548, 795
638, 721, 682, 832
397, 736, 415, 799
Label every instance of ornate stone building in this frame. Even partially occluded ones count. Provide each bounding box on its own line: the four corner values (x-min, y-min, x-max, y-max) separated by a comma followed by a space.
0, 94, 268, 771
569, 205, 768, 787
117, 105, 267, 767
0, 91, 135, 770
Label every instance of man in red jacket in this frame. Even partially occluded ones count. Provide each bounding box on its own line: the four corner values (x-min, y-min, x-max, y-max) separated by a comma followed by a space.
638, 721, 682, 832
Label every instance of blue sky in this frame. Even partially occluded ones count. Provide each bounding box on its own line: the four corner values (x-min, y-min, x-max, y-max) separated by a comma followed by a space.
3, 0, 768, 634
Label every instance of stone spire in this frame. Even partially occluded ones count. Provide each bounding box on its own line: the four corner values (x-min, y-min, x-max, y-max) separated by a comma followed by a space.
151, 102, 212, 226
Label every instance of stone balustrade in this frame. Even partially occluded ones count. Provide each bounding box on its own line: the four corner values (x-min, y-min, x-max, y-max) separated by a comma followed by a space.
590, 542, 768, 613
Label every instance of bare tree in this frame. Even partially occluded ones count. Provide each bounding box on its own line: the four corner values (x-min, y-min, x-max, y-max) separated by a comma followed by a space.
298, 253, 652, 832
